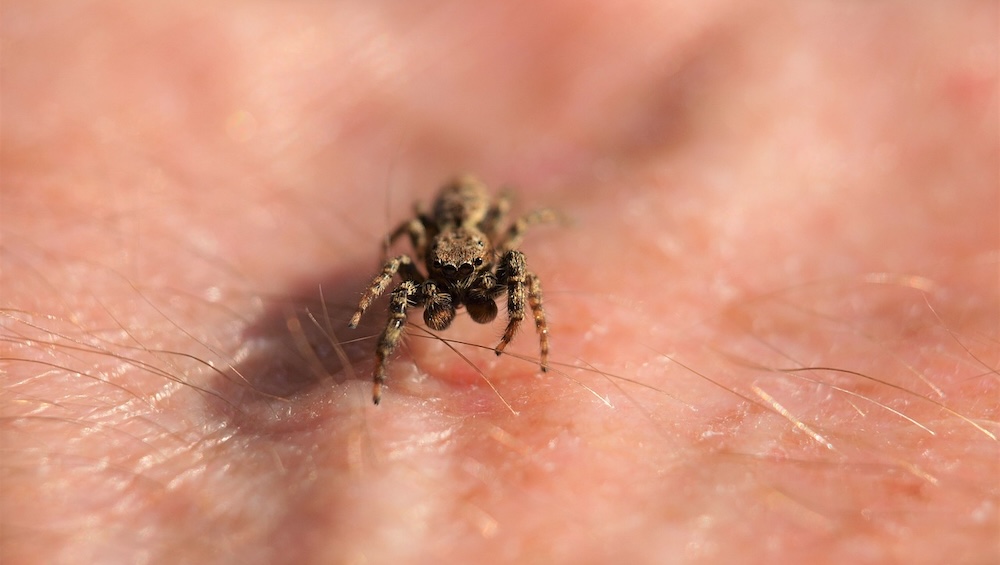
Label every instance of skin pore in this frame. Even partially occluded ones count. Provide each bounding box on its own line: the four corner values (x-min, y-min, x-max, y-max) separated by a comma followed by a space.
2, 1, 998, 563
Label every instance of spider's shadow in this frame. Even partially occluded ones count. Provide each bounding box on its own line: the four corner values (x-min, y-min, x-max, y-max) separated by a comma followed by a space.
202, 265, 386, 428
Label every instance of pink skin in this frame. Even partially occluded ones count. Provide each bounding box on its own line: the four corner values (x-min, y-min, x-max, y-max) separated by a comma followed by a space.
3, 1, 997, 564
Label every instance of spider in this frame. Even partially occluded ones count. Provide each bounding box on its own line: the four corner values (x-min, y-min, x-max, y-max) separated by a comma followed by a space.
348, 174, 555, 404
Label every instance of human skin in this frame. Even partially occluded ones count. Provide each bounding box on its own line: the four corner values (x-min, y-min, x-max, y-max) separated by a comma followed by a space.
2, 1, 998, 564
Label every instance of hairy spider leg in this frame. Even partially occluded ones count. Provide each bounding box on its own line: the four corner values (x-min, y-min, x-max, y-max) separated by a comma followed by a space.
348, 254, 423, 329
526, 272, 548, 370
383, 217, 430, 263
494, 250, 549, 371
372, 280, 419, 404
479, 187, 513, 240
498, 208, 559, 253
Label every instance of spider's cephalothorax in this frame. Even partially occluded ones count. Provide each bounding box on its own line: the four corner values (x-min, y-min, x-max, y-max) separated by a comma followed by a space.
348, 175, 554, 404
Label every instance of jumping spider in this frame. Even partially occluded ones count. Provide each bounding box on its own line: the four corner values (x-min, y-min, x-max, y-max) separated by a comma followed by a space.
348, 174, 555, 404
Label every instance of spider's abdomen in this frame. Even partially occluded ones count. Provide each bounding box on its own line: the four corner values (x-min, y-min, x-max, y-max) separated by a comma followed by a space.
433, 175, 490, 227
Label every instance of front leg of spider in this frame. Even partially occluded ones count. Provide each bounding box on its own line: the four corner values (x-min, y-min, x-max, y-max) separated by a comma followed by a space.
348, 254, 426, 404
383, 217, 429, 263
370, 280, 421, 405
494, 249, 549, 372
348, 254, 423, 329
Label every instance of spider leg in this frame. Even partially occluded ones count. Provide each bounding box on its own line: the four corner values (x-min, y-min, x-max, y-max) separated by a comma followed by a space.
498, 208, 558, 253
348, 254, 423, 329
480, 187, 513, 240
494, 250, 549, 371
383, 217, 430, 263
371, 280, 421, 404
526, 271, 549, 371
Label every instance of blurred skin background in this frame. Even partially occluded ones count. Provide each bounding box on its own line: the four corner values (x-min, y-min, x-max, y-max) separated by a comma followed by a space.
2, 1, 997, 563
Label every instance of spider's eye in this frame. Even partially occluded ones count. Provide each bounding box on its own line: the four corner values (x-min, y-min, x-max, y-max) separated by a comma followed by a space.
473, 257, 483, 266
432, 260, 443, 268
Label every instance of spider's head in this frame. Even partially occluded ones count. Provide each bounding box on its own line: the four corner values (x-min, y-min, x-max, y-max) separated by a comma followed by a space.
429, 227, 493, 283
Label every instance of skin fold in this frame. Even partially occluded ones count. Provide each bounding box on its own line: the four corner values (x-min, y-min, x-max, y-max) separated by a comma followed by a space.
2, 1, 997, 564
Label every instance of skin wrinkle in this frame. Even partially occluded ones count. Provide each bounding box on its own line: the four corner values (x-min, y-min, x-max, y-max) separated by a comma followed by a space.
2, 1, 999, 564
